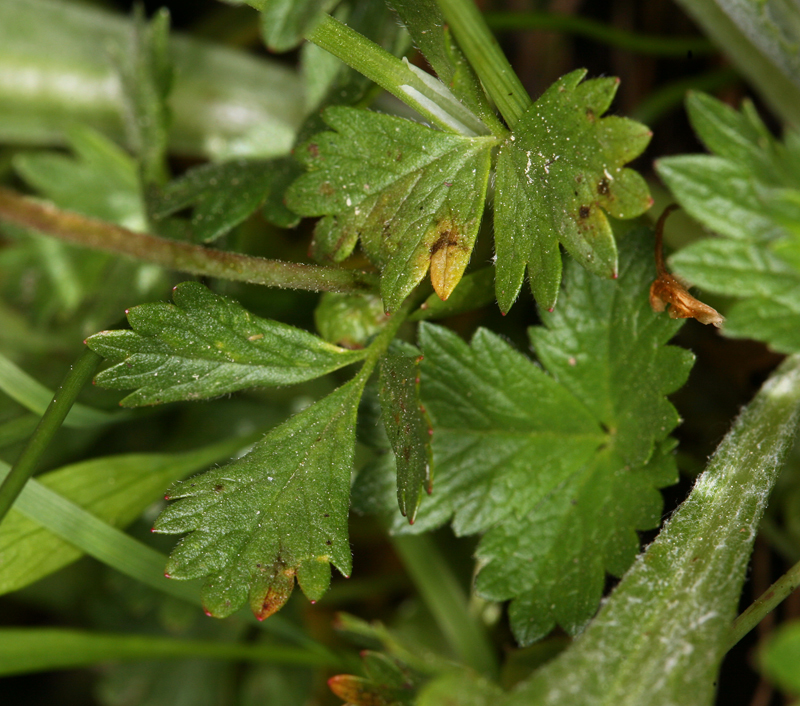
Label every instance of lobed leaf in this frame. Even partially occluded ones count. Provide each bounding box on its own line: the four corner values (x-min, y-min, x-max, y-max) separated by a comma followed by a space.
506, 353, 800, 706
383, 226, 693, 643
658, 91, 800, 352
494, 69, 652, 312
150, 157, 300, 243
87, 282, 365, 406
329, 650, 418, 706
286, 106, 496, 310
154, 376, 364, 618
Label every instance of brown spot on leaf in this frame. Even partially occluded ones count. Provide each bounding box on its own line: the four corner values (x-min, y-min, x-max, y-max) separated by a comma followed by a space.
319, 182, 335, 197
597, 178, 610, 195
578, 205, 591, 219
253, 567, 296, 621
429, 219, 471, 301
214, 484, 224, 492
586, 108, 595, 122
308, 143, 319, 158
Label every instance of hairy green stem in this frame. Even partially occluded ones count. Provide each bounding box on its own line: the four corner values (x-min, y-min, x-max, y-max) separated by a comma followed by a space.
306, 15, 490, 136
0, 348, 101, 526
0, 188, 379, 294
391, 534, 498, 678
436, 0, 531, 129
484, 12, 715, 57
729, 557, 800, 650
506, 353, 800, 706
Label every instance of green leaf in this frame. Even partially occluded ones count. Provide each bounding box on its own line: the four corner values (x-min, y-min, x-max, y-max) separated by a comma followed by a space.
656, 93, 793, 242
86, 282, 366, 406
506, 352, 800, 706
761, 621, 800, 695
656, 155, 787, 242
286, 106, 496, 310
395, 226, 693, 643
153, 375, 365, 618
0, 441, 242, 596
260, 0, 337, 52
0, 457, 323, 647
658, 92, 800, 352
494, 69, 652, 312
670, 0, 800, 126
13, 126, 145, 231
669, 239, 800, 352
150, 158, 300, 243
114, 6, 173, 187
379, 353, 431, 522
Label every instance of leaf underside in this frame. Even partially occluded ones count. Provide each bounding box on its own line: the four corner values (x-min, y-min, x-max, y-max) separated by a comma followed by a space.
87, 281, 365, 406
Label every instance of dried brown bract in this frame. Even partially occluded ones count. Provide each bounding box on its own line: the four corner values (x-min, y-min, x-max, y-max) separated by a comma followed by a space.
649, 205, 724, 328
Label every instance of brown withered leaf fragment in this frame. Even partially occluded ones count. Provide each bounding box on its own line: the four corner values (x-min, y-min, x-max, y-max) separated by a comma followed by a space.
649, 205, 724, 328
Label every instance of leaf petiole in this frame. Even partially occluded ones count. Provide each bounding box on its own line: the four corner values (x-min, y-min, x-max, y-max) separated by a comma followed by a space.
728, 556, 800, 650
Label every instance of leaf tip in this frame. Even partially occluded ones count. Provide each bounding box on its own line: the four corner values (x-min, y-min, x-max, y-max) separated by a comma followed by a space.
429, 220, 470, 300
